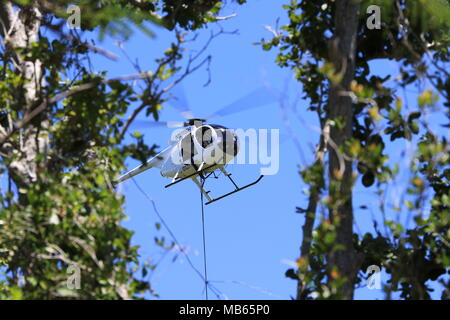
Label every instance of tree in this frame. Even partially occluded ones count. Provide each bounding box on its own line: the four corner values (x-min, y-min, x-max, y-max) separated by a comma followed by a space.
0, 0, 244, 299
263, 0, 449, 299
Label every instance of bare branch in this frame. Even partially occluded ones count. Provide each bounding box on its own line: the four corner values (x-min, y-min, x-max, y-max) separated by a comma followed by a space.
0, 73, 154, 146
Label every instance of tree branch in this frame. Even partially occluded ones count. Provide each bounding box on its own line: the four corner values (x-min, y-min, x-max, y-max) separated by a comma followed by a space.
0, 73, 154, 146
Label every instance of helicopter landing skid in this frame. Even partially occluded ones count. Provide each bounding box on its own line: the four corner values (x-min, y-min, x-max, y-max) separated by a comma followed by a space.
164, 163, 218, 188
204, 170, 264, 205
164, 164, 264, 205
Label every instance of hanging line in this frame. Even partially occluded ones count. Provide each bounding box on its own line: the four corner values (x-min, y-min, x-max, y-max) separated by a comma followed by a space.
131, 177, 222, 299
200, 176, 208, 300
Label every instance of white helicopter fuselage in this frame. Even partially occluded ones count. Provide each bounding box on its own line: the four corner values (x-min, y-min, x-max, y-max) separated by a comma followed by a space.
115, 86, 272, 203
115, 124, 239, 184
160, 124, 239, 179
160, 148, 220, 179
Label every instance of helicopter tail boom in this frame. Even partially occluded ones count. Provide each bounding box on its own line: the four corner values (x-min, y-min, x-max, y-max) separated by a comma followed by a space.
114, 146, 171, 185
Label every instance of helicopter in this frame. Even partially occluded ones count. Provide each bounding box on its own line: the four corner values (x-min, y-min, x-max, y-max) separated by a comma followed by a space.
114, 86, 275, 205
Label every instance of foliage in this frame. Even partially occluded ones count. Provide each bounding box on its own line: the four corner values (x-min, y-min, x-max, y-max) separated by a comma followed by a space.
0, 0, 241, 299
263, 0, 450, 299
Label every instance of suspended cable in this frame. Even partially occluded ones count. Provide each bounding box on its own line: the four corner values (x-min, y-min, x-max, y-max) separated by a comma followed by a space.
131, 177, 222, 299
200, 177, 208, 300
208, 280, 285, 299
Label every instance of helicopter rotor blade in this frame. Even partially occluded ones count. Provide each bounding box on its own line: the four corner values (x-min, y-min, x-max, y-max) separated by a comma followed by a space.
206, 87, 278, 120
130, 119, 186, 129
167, 84, 195, 120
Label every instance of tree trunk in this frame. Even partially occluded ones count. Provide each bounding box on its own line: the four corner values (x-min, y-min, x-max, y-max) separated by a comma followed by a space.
326, 0, 361, 299
0, 2, 47, 197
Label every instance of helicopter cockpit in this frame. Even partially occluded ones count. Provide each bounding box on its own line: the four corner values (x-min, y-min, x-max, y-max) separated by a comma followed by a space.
179, 124, 239, 165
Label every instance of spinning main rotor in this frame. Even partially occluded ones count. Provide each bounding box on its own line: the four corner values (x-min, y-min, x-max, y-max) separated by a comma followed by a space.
116, 85, 278, 205
130, 86, 277, 130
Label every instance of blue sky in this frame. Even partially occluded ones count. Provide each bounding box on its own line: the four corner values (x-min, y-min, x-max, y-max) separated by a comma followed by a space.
0, 0, 447, 301
86, 0, 446, 300
102, 0, 323, 299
